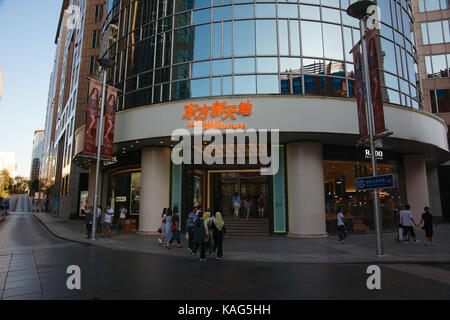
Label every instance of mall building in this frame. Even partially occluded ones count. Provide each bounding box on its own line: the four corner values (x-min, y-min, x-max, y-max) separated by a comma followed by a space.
71, 0, 449, 237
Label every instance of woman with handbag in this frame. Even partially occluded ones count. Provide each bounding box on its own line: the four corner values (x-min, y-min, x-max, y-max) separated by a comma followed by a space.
158, 208, 167, 245
164, 208, 173, 249
168, 207, 182, 248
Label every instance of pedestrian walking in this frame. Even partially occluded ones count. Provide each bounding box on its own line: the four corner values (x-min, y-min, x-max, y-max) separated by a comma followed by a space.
191, 211, 209, 261
2, 197, 9, 216
337, 207, 347, 244
211, 212, 227, 260
204, 210, 214, 254
158, 208, 167, 245
96, 205, 102, 233
244, 196, 251, 221
417, 207, 434, 246
164, 208, 173, 249
103, 205, 114, 238
168, 207, 182, 248
399, 204, 420, 244
258, 193, 265, 218
117, 205, 127, 232
85, 205, 93, 238
232, 192, 241, 219
187, 208, 196, 253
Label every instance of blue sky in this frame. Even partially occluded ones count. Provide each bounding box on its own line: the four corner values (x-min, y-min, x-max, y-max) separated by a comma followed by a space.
0, 0, 61, 177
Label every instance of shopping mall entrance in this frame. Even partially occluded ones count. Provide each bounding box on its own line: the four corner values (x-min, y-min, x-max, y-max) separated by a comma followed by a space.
183, 168, 272, 236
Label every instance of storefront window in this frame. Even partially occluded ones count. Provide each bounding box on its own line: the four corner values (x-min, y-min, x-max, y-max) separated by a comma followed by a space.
324, 146, 406, 233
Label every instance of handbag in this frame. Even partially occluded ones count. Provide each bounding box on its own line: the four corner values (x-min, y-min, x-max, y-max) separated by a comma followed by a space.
185, 232, 189, 240
157, 228, 162, 233
162, 218, 166, 224
171, 225, 177, 232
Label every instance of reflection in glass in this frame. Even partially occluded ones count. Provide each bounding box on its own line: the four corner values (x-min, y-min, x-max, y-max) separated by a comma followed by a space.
300, 5, 320, 20
380, 38, 396, 74
322, 7, 341, 24
193, 8, 211, 24
192, 61, 210, 78
278, 4, 298, 18
387, 89, 400, 104
223, 22, 232, 57
290, 21, 300, 56
234, 20, 255, 56
384, 72, 398, 90
234, 4, 254, 19
213, 5, 232, 21
278, 20, 289, 56
257, 57, 278, 73
301, 21, 323, 58
212, 22, 222, 58
256, 20, 277, 55
212, 77, 221, 96
235, 75, 256, 94
257, 75, 279, 94
280, 58, 301, 73
323, 23, 343, 60
255, 4, 276, 18
194, 24, 211, 60
234, 58, 255, 74
223, 76, 232, 95
191, 78, 210, 97
212, 59, 232, 76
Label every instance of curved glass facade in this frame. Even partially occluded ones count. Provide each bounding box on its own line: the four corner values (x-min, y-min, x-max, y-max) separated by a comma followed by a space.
102, 0, 421, 110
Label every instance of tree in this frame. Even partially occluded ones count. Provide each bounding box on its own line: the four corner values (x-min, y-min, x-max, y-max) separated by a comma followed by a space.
10, 176, 30, 194
0, 169, 12, 198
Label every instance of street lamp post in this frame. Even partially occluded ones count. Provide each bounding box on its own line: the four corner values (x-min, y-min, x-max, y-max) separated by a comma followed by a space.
347, 1, 385, 257
91, 58, 115, 241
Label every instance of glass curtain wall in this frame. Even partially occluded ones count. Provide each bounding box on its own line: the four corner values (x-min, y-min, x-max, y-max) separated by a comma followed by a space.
102, 0, 421, 110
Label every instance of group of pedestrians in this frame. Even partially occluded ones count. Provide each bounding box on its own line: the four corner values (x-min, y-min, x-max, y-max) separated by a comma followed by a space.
83, 204, 128, 238
158, 206, 227, 261
232, 192, 265, 221
396, 204, 435, 246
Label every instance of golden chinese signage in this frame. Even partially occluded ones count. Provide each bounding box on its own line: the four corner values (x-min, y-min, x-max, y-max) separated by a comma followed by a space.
183, 100, 252, 130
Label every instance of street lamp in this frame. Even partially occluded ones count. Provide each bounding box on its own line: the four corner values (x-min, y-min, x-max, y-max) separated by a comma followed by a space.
347, 1, 385, 257
91, 57, 115, 241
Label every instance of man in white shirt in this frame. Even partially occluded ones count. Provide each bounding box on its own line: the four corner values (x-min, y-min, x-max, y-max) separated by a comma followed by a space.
103, 205, 114, 238
399, 204, 419, 244
337, 207, 347, 244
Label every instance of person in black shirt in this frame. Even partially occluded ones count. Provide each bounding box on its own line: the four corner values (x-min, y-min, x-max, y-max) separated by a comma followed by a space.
417, 207, 434, 246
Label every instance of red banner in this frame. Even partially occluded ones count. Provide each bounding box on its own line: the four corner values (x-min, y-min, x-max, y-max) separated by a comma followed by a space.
84, 79, 102, 156
366, 29, 385, 135
102, 86, 118, 159
353, 43, 368, 141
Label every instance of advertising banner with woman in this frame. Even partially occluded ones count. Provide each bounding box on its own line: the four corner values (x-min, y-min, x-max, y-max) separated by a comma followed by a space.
102, 86, 119, 159
366, 29, 385, 135
84, 79, 102, 156
352, 44, 368, 141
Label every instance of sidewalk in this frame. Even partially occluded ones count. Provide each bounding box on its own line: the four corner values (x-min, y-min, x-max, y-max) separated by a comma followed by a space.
33, 212, 450, 264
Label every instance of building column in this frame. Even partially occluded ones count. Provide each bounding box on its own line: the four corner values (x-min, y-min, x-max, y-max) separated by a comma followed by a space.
404, 154, 430, 225
426, 165, 443, 221
138, 147, 171, 235
286, 141, 327, 238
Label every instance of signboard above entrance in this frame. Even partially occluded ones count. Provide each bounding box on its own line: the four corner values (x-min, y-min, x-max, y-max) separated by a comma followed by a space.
354, 174, 395, 191
183, 100, 252, 130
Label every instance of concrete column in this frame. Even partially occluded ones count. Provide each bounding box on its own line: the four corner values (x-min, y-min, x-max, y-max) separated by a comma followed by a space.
404, 154, 430, 225
138, 147, 171, 235
426, 165, 443, 220
286, 141, 327, 238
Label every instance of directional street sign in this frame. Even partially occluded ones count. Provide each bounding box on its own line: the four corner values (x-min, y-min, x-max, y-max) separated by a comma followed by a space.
354, 174, 395, 191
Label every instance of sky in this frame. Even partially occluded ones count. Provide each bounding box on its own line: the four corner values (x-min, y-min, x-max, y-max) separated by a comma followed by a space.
0, 0, 61, 178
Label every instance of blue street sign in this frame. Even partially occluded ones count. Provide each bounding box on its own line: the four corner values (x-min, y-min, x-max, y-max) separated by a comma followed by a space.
354, 174, 395, 191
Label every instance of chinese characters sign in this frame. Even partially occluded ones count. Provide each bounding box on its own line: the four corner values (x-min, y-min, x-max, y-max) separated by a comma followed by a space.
183, 100, 252, 129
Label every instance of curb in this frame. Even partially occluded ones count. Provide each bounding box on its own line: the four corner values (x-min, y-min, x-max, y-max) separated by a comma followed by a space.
33, 214, 93, 247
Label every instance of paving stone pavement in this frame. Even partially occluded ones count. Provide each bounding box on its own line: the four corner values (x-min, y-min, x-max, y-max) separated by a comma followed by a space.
1, 212, 450, 300
32, 211, 450, 264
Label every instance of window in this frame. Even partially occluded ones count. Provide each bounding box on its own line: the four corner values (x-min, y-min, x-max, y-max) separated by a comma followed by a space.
430, 89, 450, 113
92, 30, 99, 48
89, 56, 96, 75
418, 0, 448, 12
421, 20, 450, 45
94, 4, 104, 22
425, 54, 449, 78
